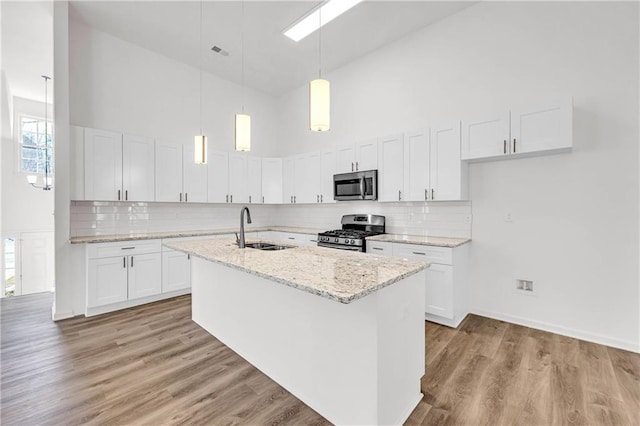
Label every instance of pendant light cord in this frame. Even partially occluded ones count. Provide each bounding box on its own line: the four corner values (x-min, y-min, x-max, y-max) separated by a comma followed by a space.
241, 0, 245, 113
318, 2, 322, 78
199, 0, 203, 135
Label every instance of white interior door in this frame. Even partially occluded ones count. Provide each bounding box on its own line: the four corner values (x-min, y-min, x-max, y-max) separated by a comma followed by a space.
19, 232, 54, 295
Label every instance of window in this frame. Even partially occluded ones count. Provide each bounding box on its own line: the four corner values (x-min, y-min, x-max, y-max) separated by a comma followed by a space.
20, 116, 53, 174
4, 237, 16, 297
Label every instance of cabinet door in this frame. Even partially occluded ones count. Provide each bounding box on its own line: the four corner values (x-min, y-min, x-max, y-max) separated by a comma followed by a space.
293, 154, 308, 203
430, 121, 463, 201
122, 134, 155, 202
207, 150, 229, 203
247, 156, 262, 204
128, 253, 162, 300
155, 140, 183, 202
320, 150, 336, 203
182, 144, 208, 202
510, 98, 572, 154
366, 241, 393, 256
84, 128, 122, 201
228, 152, 248, 203
425, 263, 454, 319
355, 139, 378, 171
87, 256, 128, 307
162, 250, 191, 293
305, 151, 322, 204
461, 112, 510, 160
261, 158, 283, 204
404, 129, 431, 202
377, 134, 404, 202
335, 144, 356, 173
282, 157, 295, 204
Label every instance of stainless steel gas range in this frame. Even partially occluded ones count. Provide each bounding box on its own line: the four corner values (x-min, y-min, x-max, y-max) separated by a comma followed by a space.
317, 214, 385, 252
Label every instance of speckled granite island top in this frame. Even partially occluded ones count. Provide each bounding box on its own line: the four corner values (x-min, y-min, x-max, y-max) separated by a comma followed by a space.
164, 238, 429, 304
367, 234, 471, 248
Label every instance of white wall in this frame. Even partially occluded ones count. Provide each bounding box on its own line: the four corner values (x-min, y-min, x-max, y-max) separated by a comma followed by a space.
69, 17, 279, 157
276, 2, 639, 351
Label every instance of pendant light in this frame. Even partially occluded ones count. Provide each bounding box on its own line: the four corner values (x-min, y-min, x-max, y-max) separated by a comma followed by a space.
309, 4, 330, 132
194, 0, 207, 164
28, 75, 53, 190
235, 0, 251, 151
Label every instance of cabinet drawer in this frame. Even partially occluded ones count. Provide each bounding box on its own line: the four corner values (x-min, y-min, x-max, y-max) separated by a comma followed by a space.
87, 239, 162, 259
366, 241, 393, 256
392, 243, 452, 265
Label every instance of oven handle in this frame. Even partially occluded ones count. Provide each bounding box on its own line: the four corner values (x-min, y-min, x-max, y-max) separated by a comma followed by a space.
360, 176, 365, 200
317, 242, 362, 252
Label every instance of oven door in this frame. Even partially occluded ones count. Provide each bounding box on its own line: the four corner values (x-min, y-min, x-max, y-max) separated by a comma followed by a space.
333, 170, 377, 201
317, 241, 363, 252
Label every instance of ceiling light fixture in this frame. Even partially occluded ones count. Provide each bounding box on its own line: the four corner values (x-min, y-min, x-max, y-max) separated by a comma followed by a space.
235, 0, 250, 152
309, 4, 330, 132
27, 75, 53, 191
194, 0, 207, 164
284, 0, 363, 42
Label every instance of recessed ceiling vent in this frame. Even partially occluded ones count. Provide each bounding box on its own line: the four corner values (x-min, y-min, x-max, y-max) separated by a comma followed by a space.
211, 45, 230, 57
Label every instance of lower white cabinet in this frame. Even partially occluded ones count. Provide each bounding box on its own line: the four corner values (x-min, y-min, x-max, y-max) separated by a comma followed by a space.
87, 256, 129, 307
128, 252, 162, 299
367, 240, 469, 328
162, 249, 191, 293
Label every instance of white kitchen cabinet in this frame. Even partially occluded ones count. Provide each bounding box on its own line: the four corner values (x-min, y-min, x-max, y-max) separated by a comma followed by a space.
262, 158, 283, 204
377, 134, 405, 202
320, 150, 336, 203
366, 241, 393, 256
335, 140, 378, 173
207, 150, 230, 203
303, 151, 322, 204
268, 231, 317, 247
182, 143, 208, 202
423, 263, 454, 319
404, 129, 431, 202
283, 157, 296, 204
122, 134, 155, 202
228, 152, 248, 203
247, 156, 262, 204
162, 249, 191, 293
461, 97, 572, 161
155, 140, 207, 203
87, 240, 162, 310
430, 122, 467, 201
84, 128, 123, 201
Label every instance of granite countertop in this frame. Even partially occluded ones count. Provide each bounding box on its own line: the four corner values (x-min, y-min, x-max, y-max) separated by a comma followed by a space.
164, 238, 429, 304
69, 226, 325, 244
367, 234, 471, 248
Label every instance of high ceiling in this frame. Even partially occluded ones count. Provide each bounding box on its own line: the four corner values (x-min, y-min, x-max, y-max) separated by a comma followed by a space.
69, 1, 475, 97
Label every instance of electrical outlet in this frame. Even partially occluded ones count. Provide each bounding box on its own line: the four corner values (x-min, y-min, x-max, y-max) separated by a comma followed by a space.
504, 211, 514, 222
516, 279, 534, 293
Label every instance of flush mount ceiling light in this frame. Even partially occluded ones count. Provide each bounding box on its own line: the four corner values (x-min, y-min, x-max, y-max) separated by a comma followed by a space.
284, 0, 364, 42
235, 0, 251, 152
194, 0, 207, 164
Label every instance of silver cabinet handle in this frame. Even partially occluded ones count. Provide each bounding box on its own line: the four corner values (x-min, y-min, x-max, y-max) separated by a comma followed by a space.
121, 247, 135, 250
294, 195, 297, 203
249, 195, 252, 203
185, 192, 188, 202
372, 247, 383, 251
412, 251, 426, 256
179, 192, 183, 202
317, 194, 319, 203
187, 254, 190, 260
290, 195, 293, 203
320, 194, 323, 203
432, 189, 434, 200
288, 237, 295, 240
118, 189, 121, 201
123, 256, 126, 268
360, 177, 365, 200
125, 190, 128, 201
130, 256, 133, 267
513, 138, 517, 153
503, 140, 507, 154
356, 161, 359, 171
425, 189, 428, 201
351, 162, 354, 172
262, 196, 265, 204
226, 194, 229, 203
398, 190, 401, 201
230, 194, 233, 203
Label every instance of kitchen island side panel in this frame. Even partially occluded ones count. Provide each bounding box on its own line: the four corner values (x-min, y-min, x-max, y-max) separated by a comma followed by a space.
191, 257, 425, 425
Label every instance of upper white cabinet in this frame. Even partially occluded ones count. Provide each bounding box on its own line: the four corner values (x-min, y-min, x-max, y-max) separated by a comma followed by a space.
84, 129, 155, 202
462, 97, 572, 161
302, 151, 322, 204
335, 139, 378, 173
378, 134, 405, 202
155, 140, 206, 203
207, 150, 230, 203
282, 157, 296, 204
262, 158, 283, 204
429, 122, 467, 201
247, 156, 262, 204
404, 129, 431, 202
320, 150, 336, 203
228, 152, 248, 203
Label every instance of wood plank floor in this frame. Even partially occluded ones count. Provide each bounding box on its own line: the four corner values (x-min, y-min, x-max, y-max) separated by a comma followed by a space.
1, 293, 638, 425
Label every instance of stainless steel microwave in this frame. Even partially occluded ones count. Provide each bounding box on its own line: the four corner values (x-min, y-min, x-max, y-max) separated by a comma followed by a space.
334, 170, 378, 201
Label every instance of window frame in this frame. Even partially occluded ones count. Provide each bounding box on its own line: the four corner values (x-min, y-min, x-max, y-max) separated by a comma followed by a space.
16, 113, 54, 176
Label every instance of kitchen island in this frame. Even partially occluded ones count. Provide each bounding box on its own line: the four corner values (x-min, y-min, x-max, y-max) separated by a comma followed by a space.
164, 238, 429, 425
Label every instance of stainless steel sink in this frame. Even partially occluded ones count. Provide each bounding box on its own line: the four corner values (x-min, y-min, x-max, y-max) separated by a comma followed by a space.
244, 242, 293, 251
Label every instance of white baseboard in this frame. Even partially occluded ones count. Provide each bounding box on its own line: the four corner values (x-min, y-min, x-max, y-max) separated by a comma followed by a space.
52, 310, 76, 321
471, 308, 640, 354
86, 288, 191, 317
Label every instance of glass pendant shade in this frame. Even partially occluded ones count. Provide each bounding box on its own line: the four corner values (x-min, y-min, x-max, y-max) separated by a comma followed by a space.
309, 78, 330, 132
194, 135, 207, 164
235, 113, 251, 152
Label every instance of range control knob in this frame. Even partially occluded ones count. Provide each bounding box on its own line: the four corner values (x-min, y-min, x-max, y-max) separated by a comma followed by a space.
334, 238, 339, 243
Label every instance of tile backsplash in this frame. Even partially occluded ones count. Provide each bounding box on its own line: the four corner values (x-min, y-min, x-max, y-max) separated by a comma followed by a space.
70, 200, 472, 239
